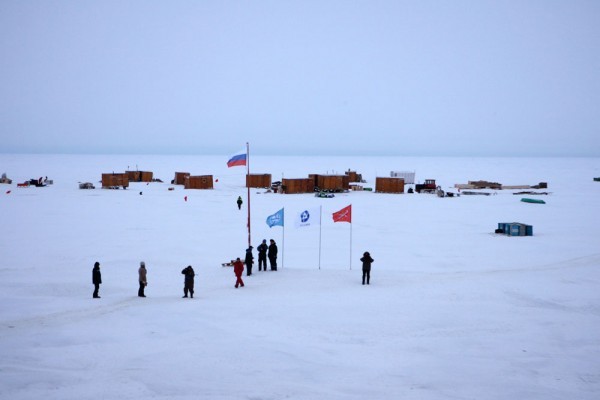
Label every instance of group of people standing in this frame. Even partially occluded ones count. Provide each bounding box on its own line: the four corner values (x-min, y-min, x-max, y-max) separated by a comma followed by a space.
233, 238, 278, 289
245, 239, 278, 275
89, 239, 279, 297
91, 244, 373, 298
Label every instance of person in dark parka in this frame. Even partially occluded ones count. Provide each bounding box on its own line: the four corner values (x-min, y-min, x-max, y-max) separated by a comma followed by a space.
138, 261, 147, 297
237, 196, 243, 210
245, 246, 254, 276
181, 265, 195, 298
360, 251, 374, 285
92, 261, 102, 298
233, 257, 245, 288
268, 239, 278, 271
257, 239, 268, 271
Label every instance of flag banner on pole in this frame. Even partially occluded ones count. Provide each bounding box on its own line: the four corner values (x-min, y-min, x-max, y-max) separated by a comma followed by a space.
227, 149, 247, 168
294, 207, 321, 228
266, 208, 284, 228
332, 204, 352, 223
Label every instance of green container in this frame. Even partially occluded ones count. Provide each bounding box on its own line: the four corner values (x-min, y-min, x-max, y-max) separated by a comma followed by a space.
521, 198, 546, 204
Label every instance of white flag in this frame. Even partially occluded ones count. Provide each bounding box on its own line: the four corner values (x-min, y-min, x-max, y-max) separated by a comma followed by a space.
294, 207, 321, 228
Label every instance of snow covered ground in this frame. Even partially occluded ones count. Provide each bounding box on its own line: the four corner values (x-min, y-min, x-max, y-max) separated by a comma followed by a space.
1, 154, 599, 400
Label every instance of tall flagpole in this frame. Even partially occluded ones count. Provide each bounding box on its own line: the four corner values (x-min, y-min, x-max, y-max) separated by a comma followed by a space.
246, 142, 251, 248
282, 216, 285, 269
318, 205, 322, 270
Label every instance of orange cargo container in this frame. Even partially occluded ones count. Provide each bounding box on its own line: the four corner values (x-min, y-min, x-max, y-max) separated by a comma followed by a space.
375, 177, 404, 193
282, 178, 314, 194
246, 174, 272, 188
102, 173, 129, 189
185, 175, 214, 189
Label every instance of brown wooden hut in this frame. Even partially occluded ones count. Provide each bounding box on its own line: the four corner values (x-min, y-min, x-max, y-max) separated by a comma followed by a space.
311, 174, 350, 192
126, 171, 153, 182
375, 177, 404, 193
246, 174, 272, 188
102, 173, 129, 189
174, 172, 190, 185
185, 175, 214, 189
282, 178, 314, 194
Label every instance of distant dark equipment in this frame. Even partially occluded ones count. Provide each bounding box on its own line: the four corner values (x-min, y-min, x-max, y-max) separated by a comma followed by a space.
415, 179, 437, 194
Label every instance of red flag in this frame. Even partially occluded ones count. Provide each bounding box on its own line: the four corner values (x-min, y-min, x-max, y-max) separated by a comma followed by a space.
332, 204, 352, 223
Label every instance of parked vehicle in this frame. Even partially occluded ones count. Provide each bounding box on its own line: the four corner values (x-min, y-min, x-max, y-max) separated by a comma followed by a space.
415, 179, 437, 193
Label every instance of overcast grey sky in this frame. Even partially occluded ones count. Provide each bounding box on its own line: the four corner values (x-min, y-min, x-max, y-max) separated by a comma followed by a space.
1, 1, 598, 156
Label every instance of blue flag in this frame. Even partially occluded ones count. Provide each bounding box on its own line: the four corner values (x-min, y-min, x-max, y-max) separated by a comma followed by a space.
266, 208, 284, 228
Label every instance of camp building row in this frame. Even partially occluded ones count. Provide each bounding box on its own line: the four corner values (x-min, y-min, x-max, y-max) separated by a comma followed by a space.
101, 169, 406, 193
246, 171, 364, 194
172, 170, 406, 194
246, 170, 405, 194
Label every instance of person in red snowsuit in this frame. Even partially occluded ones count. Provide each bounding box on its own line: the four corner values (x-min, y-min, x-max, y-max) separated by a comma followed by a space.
233, 258, 245, 288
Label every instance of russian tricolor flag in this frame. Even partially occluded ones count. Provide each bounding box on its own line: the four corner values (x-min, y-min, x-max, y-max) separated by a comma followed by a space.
227, 150, 247, 168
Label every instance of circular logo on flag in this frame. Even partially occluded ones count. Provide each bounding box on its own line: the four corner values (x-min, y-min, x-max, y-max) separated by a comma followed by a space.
301, 210, 310, 223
